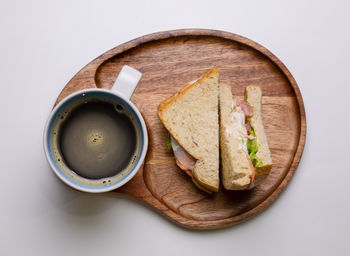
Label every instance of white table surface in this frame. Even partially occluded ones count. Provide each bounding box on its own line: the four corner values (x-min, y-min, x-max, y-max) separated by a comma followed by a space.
1, 0, 349, 255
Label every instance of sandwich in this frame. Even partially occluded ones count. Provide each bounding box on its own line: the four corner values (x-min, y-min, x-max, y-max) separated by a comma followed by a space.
219, 84, 272, 190
158, 68, 219, 193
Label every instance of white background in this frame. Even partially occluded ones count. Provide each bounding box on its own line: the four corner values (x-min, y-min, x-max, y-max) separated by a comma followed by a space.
1, 0, 349, 255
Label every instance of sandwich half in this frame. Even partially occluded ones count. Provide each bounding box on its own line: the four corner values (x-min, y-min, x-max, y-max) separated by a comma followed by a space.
158, 68, 219, 193
219, 84, 272, 190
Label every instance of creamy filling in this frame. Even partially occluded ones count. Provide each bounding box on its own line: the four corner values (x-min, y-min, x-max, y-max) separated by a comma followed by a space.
226, 99, 256, 183
225, 103, 254, 150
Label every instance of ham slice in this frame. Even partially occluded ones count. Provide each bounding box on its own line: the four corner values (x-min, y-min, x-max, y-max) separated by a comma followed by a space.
246, 153, 255, 188
245, 122, 251, 133
240, 103, 253, 118
170, 136, 196, 177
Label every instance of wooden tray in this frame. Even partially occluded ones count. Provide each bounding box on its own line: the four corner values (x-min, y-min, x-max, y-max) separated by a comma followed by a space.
55, 29, 306, 229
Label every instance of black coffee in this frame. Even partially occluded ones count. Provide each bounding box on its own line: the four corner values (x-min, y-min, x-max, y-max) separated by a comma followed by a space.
58, 101, 137, 179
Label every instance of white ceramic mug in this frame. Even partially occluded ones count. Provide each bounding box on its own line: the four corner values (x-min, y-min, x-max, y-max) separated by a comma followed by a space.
44, 66, 148, 193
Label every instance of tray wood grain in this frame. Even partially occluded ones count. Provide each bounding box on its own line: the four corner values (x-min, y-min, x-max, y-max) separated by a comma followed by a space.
55, 29, 306, 229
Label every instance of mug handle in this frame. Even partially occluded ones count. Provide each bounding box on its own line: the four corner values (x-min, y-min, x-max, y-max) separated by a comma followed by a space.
111, 65, 142, 99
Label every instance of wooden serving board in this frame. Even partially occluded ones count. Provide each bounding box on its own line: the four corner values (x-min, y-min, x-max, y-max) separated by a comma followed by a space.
55, 29, 306, 229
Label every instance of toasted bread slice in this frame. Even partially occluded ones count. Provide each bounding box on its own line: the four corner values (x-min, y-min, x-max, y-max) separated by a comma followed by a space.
219, 84, 253, 190
158, 68, 219, 193
245, 86, 272, 184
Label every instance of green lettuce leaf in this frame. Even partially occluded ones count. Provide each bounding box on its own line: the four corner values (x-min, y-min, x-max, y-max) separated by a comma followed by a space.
250, 153, 263, 168
166, 133, 172, 150
247, 126, 263, 168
